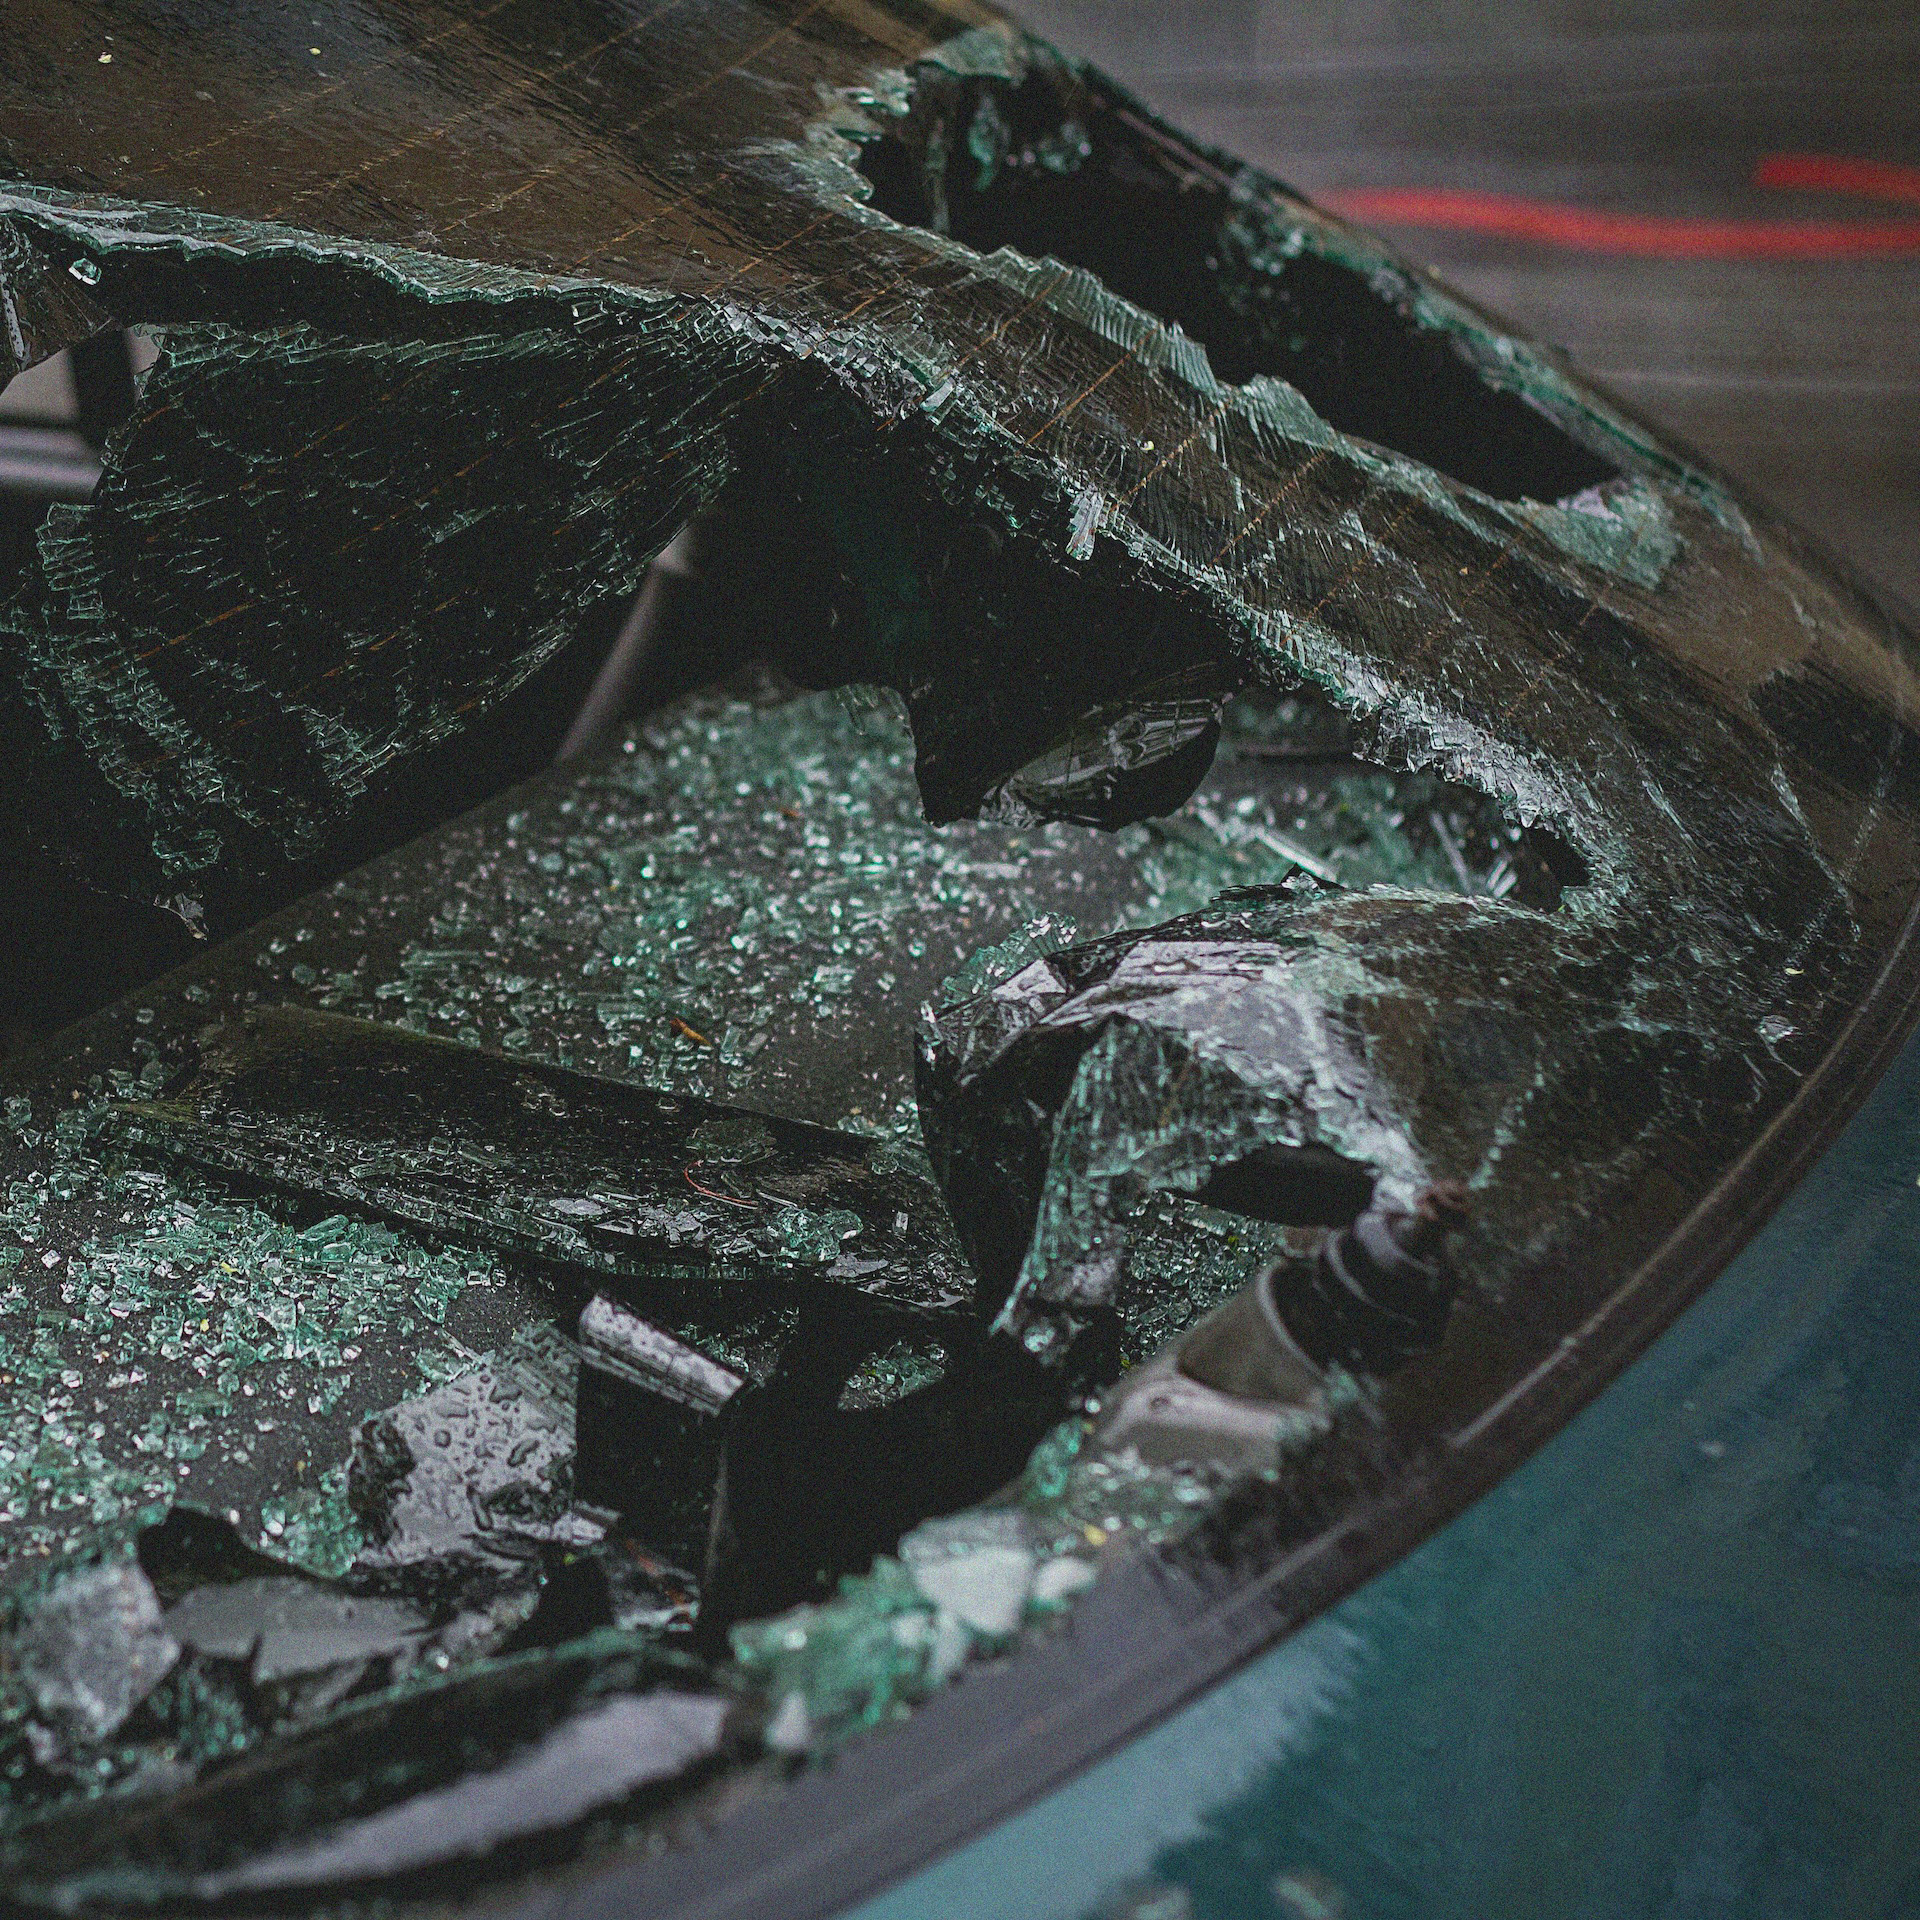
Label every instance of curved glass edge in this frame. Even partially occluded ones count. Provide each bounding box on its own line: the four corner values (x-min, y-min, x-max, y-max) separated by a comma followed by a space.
849, 1019, 1920, 1920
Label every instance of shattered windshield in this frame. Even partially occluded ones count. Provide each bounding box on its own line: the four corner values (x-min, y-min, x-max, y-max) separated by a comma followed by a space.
2, 1, 1918, 1913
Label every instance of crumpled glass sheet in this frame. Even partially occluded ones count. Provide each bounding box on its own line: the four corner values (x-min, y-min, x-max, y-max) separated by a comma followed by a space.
0, 678, 1483, 1586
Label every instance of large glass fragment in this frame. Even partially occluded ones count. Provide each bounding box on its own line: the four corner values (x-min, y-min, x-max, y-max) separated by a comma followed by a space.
113, 1005, 975, 1318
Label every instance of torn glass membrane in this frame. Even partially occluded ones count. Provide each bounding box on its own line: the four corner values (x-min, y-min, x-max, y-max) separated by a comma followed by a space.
853, 41, 1618, 502
1, 0, 1919, 1914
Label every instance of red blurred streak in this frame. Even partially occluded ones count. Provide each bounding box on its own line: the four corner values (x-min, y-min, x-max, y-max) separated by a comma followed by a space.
1319, 153, 1920, 257
1752, 152, 1920, 206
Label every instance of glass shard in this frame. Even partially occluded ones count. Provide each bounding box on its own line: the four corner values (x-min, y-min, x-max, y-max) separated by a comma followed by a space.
9, 1555, 178, 1751
347, 1322, 585, 1579
112, 1005, 975, 1319
2, 1628, 740, 1904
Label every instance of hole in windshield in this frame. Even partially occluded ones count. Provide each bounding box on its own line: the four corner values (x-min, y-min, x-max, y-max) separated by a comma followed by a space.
856, 55, 1618, 504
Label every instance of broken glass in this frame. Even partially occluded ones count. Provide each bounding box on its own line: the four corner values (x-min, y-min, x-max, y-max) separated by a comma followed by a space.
1, 0, 1918, 1912
4, 1599, 744, 1905
9, 1553, 178, 1753
2, 678, 1438, 1585
575, 1293, 745, 1565
347, 1319, 591, 1579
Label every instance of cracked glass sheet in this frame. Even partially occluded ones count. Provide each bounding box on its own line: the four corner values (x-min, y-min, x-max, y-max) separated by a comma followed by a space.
2, 0, 1910, 929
